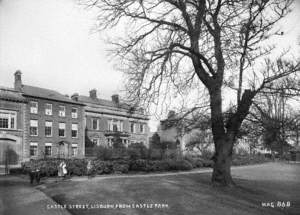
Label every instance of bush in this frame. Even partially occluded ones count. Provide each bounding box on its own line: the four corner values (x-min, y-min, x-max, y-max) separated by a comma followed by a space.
167, 159, 193, 171
96, 146, 113, 160
9, 168, 25, 175
22, 158, 61, 177
112, 161, 129, 174
128, 142, 148, 159
92, 160, 107, 174
129, 159, 148, 172
232, 154, 269, 166
194, 159, 204, 168
183, 155, 197, 168
149, 149, 162, 160
22, 158, 88, 177
149, 160, 170, 171
201, 150, 214, 160
202, 159, 214, 167
66, 159, 88, 176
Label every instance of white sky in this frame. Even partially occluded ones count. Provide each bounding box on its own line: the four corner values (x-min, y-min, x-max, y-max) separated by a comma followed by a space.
0, 0, 299, 132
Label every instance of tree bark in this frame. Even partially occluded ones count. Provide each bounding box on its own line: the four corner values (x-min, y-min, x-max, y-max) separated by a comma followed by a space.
209, 88, 256, 186
211, 137, 235, 186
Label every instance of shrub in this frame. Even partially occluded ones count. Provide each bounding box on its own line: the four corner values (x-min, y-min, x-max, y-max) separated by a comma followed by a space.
127, 148, 142, 160
150, 160, 170, 171
92, 160, 106, 174
22, 158, 88, 177
129, 159, 148, 172
183, 155, 197, 168
96, 146, 113, 160
22, 159, 61, 177
202, 159, 214, 167
9, 167, 25, 175
165, 149, 179, 160
66, 159, 88, 176
168, 159, 193, 171
194, 159, 204, 168
127, 142, 149, 160
200, 150, 214, 160
149, 149, 162, 160
112, 161, 129, 174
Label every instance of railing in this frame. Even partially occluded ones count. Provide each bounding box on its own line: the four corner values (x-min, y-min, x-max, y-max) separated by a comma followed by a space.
104, 130, 130, 137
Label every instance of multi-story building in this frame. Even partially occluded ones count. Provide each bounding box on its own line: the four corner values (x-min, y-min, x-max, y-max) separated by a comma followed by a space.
0, 71, 150, 164
0, 71, 86, 166
0, 87, 27, 168
71, 89, 149, 155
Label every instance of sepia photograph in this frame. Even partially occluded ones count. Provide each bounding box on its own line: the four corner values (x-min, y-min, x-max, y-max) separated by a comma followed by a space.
0, 0, 299, 214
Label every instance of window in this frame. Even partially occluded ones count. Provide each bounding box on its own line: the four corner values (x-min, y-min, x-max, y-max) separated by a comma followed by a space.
71, 124, 78, 138
71, 144, 78, 156
92, 118, 99, 130
30, 101, 38, 114
121, 138, 128, 147
140, 124, 145, 133
30, 142, 38, 156
45, 143, 52, 156
59, 106, 66, 117
92, 138, 100, 146
45, 103, 52, 115
130, 122, 135, 133
58, 123, 65, 137
71, 108, 78, 118
108, 119, 123, 132
0, 110, 16, 129
30, 120, 38, 136
107, 137, 113, 147
45, 121, 52, 137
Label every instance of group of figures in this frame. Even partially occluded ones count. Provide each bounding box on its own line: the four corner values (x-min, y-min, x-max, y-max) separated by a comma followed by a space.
29, 161, 68, 184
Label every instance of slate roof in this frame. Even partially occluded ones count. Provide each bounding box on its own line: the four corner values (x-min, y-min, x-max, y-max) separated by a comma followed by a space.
22, 85, 84, 105
77, 95, 132, 110
0, 87, 26, 103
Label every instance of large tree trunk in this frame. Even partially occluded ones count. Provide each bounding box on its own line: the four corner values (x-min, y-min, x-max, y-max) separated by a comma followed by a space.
211, 138, 235, 186
209, 87, 256, 186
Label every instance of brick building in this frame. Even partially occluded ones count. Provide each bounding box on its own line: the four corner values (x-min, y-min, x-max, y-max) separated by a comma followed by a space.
0, 71, 150, 164
0, 87, 27, 168
71, 89, 149, 156
0, 71, 85, 166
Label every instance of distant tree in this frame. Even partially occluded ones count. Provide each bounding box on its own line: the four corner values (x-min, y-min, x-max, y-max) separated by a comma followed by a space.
250, 80, 300, 155
84, 0, 299, 186
186, 130, 213, 152
149, 132, 161, 149
128, 142, 148, 159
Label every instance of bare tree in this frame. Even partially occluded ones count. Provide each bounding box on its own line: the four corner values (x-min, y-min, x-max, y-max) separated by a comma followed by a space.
83, 0, 299, 186
250, 79, 300, 155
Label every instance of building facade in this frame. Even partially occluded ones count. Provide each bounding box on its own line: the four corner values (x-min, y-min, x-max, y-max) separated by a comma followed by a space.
0, 71, 150, 164
0, 87, 27, 168
71, 89, 149, 155
0, 71, 85, 166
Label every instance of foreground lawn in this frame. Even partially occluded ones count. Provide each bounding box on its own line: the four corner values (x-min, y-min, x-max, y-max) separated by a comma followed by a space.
39, 162, 300, 215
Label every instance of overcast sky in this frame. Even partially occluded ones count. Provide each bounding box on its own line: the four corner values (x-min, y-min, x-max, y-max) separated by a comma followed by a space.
0, 0, 299, 131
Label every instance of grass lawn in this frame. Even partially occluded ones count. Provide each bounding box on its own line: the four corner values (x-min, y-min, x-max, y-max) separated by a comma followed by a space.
39, 162, 300, 215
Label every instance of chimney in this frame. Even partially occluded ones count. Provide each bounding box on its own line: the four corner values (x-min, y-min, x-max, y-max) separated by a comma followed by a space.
14, 70, 23, 91
112, 94, 119, 104
89, 89, 97, 99
167, 110, 176, 119
71, 93, 79, 101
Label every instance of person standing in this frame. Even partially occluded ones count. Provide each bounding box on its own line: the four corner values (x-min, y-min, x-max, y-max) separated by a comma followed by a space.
58, 161, 67, 179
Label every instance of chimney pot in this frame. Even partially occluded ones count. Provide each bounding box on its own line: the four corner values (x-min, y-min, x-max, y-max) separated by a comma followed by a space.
167, 110, 176, 119
71, 93, 79, 101
112, 94, 119, 104
14, 70, 23, 91
89, 89, 97, 99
